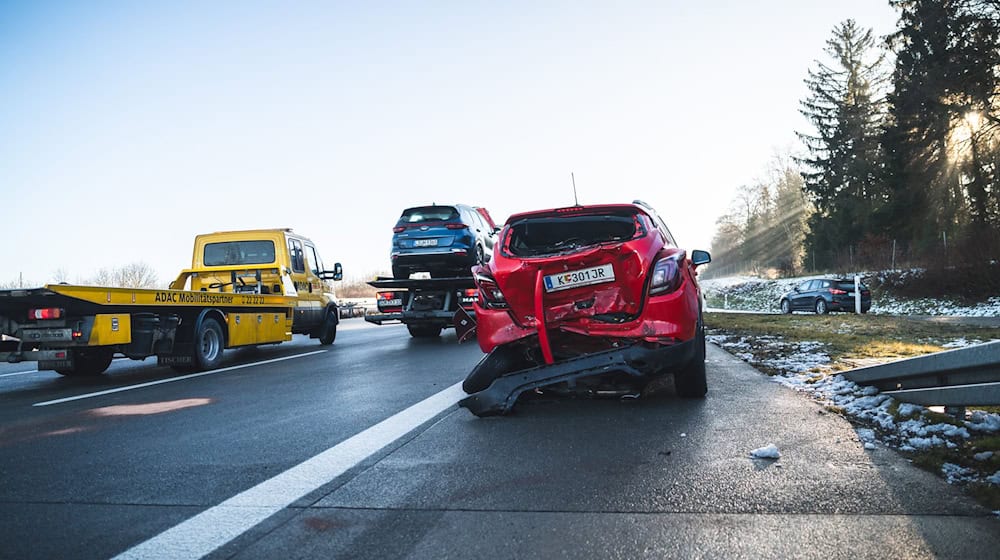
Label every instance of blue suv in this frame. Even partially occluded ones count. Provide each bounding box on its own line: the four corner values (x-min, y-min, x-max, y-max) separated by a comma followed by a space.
391, 204, 499, 278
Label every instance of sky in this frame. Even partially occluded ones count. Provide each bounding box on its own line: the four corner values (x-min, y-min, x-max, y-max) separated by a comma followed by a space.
0, 0, 900, 286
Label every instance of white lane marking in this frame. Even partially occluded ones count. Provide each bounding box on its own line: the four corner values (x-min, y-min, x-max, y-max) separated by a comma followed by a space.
32, 351, 328, 407
112, 381, 465, 560
0, 369, 39, 378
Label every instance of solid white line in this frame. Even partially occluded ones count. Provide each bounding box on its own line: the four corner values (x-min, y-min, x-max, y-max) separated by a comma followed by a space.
32, 351, 328, 407
112, 381, 466, 560
0, 369, 39, 378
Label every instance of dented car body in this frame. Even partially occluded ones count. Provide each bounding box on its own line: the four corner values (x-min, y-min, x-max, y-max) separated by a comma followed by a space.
458, 201, 712, 416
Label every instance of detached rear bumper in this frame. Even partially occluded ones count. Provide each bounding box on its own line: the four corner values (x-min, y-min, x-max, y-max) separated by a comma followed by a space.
459, 337, 697, 417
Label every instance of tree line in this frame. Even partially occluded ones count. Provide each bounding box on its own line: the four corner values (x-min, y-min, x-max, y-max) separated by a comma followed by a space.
708, 0, 1000, 278
1, 262, 160, 290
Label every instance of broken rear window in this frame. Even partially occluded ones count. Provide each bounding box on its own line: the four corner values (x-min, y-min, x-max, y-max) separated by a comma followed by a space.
507, 212, 643, 257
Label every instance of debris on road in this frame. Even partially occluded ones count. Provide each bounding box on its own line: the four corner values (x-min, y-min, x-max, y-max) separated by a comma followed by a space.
750, 444, 781, 459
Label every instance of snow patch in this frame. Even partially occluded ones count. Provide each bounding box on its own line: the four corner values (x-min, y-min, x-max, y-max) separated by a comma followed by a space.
942, 463, 978, 484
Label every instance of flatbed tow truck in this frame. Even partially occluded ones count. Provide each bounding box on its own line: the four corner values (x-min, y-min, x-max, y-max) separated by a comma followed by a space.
364, 276, 477, 338
0, 228, 342, 375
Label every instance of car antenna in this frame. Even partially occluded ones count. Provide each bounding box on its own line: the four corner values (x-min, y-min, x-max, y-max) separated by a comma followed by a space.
571, 172, 580, 206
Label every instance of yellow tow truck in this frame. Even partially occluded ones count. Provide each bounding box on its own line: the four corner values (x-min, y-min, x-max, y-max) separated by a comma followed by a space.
0, 228, 342, 375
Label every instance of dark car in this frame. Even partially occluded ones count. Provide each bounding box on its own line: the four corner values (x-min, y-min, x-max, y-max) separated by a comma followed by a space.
780, 278, 871, 314
390, 204, 498, 278
458, 201, 712, 416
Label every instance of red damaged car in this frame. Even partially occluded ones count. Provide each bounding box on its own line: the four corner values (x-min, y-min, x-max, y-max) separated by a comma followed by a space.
457, 200, 712, 416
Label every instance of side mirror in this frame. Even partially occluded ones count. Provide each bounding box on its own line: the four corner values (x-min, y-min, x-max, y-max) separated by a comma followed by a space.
320, 263, 344, 281
691, 250, 711, 266
493, 227, 501, 235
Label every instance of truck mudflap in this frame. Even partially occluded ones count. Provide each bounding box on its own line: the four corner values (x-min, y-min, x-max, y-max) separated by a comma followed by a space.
459, 337, 697, 417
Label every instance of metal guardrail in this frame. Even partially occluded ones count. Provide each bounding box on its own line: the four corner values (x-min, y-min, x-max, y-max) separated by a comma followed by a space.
842, 341, 1000, 412
338, 303, 372, 319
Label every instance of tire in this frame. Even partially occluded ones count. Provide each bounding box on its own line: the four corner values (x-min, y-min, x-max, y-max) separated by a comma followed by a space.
674, 324, 707, 398
55, 348, 114, 377
192, 317, 224, 371
475, 245, 485, 266
780, 299, 791, 314
814, 299, 828, 315
407, 325, 442, 338
318, 311, 337, 345
392, 265, 409, 279
463, 345, 523, 394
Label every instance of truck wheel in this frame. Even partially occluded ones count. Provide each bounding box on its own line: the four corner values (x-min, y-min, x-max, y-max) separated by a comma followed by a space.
193, 317, 224, 371
55, 348, 114, 377
674, 325, 707, 398
318, 311, 337, 345
407, 325, 441, 338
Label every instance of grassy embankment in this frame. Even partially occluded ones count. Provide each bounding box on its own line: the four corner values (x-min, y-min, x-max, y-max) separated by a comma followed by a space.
705, 312, 1000, 509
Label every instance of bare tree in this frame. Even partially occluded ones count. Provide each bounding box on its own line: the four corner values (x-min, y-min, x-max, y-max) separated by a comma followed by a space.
112, 262, 159, 288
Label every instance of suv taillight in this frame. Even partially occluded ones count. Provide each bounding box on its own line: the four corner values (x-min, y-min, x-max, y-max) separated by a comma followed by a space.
445, 223, 468, 230
474, 272, 508, 309
829, 288, 847, 295
649, 253, 685, 295
392, 226, 406, 233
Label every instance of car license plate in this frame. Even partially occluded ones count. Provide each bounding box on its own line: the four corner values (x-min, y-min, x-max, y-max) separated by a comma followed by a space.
847, 292, 855, 296
414, 239, 438, 247
380, 298, 402, 307
543, 263, 615, 292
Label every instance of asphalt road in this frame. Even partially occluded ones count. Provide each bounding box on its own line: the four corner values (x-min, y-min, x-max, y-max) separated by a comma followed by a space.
1, 319, 998, 559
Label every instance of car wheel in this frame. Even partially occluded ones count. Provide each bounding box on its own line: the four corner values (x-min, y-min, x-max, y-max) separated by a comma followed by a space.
392, 265, 409, 279
407, 325, 442, 338
193, 317, 225, 371
814, 299, 828, 315
674, 322, 707, 398
55, 348, 114, 376
475, 244, 485, 266
780, 299, 791, 314
318, 311, 337, 345
463, 344, 523, 394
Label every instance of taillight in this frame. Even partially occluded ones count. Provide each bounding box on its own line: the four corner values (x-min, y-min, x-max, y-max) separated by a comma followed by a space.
649, 253, 685, 295
474, 272, 508, 309
392, 226, 406, 233
445, 223, 468, 230
829, 289, 847, 295
28, 308, 64, 320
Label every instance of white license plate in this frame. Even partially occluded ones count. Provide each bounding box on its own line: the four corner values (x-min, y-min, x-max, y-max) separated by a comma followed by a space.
847, 292, 855, 296
414, 239, 438, 247
543, 263, 615, 292
380, 298, 402, 307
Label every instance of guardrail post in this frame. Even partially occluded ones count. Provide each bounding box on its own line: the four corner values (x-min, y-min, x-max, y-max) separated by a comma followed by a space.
944, 405, 966, 420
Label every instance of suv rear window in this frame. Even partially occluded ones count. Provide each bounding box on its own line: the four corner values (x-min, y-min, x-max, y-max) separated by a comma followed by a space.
204, 241, 276, 266
836, 280, 867, 291
507, 213, 642, 257
399, 206, 459, 223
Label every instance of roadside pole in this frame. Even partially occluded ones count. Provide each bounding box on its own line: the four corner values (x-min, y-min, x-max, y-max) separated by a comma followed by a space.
855, 275, 862, 314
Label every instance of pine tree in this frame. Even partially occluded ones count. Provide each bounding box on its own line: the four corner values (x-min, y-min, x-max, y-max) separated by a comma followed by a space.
798, 20, 889, 269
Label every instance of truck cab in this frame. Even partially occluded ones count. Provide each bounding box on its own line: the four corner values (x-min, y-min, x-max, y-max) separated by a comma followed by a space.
171, 228, 343, 338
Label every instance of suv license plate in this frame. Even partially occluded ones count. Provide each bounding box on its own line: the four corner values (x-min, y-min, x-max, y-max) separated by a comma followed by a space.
544, 264, 615, 292
414, 239, 438, 247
